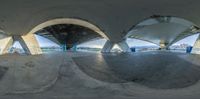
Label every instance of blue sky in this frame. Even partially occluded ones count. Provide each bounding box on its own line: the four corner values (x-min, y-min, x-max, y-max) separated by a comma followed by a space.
126, 38, 158, 47
12, 35, 59, 48
171, 33, 199, 46
12, 41, 23, 49
35, 35, 60, 47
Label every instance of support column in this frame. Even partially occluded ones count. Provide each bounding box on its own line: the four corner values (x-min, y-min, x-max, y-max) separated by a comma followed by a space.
192, 34, 200, 54
101, 40, 114, 53
159, 41, 169, 50
159, 43, 166, 50
13, 35, 31, 54
19, 34, 42, 55
117, 40, 131, 52
0, 37, 13, 54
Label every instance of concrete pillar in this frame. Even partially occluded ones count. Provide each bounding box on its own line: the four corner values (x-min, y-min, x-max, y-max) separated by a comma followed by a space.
101, 40, 114, 53
72, 43, 77, 52
13, 35, 31, 54
159, 43, 167, 49
192, 35, 200, 54
20, 34, 42, 55
117, 40, 131, 52
0, 37, 13, 54
159, 41, 169, 50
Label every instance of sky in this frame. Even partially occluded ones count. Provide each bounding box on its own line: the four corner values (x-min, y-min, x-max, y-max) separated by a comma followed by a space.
126, 38, 158, 47
12, 34, 200, 49
12, 41, 23, 49
171, 33, 199, 46
13, 35, 60, 48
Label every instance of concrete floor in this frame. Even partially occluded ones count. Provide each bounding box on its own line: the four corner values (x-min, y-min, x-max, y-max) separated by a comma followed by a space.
0, 51, 200, 99
74, 51, 200, 89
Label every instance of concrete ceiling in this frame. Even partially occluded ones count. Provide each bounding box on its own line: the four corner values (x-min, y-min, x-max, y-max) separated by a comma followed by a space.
0, 0, 200, 43
128, 23, 189, 45
36, 24, 101, 47
126, 17, 198, 45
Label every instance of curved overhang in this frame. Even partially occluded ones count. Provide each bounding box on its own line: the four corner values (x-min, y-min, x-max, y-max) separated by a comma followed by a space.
27, 18, 109, 40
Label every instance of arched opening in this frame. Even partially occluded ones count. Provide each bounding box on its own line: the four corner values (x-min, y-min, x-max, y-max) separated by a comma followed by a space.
26, 18, 109, 54
28, 18, 108, 39
126, 16, 199, 49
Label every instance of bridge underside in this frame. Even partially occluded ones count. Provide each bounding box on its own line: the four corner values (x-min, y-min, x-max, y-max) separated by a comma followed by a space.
35, 24, 102, 49
1, 0, 200, 99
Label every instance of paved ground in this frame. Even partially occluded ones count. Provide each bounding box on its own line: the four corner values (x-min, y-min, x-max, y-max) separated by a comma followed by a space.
74, 52, 200, 89
0, 51, 200, 99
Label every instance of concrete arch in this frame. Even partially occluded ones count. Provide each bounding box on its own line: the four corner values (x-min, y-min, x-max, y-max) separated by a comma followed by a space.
21, 18, 110, 55
27, 18, 109, 40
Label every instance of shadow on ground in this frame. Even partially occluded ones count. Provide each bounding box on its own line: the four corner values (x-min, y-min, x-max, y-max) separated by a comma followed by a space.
73, 52, 200, 89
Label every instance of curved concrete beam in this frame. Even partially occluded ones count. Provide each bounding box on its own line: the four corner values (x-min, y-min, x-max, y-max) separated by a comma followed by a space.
21, 34, 42, 55
0, 37, 13, 55
28, 18, 109, 40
